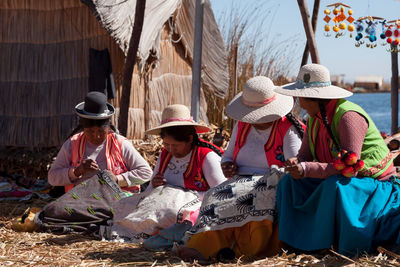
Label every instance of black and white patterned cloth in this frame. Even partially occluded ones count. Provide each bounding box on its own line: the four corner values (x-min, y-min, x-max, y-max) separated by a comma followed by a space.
187, 168, 285, 235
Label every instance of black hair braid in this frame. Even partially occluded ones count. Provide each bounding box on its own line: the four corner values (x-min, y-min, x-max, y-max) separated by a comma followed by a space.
193, 134, 223, 156
318, 101, 340, 151
285, 112, 304, 139
109, 123, 118, 134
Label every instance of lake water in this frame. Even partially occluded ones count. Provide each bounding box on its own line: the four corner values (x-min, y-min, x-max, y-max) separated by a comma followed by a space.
347, 92, 399, 134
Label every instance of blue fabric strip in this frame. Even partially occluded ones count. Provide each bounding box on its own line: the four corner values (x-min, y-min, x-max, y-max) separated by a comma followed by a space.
296, 79, 331, 88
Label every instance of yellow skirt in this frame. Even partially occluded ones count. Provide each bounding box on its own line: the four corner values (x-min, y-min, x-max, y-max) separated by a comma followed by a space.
185, 219, 281, 259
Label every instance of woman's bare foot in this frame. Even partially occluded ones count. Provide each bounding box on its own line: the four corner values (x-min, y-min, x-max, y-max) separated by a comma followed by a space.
176, 245, 207, 261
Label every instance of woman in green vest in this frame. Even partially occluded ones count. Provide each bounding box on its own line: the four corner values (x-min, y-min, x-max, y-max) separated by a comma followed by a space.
275, 63, 399, 256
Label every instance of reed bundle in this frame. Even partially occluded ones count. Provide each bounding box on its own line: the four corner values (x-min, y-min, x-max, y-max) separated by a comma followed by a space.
1, 0, 229, 146
0, 0, 124, 147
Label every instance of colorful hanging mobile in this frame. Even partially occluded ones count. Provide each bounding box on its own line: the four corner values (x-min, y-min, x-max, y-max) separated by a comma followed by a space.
385, 19, 400, 52
323, 2, 354, 38
353, 16, 386, 48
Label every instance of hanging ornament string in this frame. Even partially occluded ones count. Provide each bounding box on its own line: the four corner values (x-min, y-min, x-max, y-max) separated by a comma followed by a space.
323, 2, 354, 38
386, 19, 400, 52
354, 16, 385, 49
322, 1, 398, 53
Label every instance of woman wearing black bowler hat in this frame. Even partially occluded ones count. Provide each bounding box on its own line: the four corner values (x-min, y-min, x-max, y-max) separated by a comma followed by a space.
48, 91, 152, 192
26, 92, 153, 234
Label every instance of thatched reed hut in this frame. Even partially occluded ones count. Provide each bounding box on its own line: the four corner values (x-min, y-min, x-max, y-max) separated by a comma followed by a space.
0, 0, 228, 148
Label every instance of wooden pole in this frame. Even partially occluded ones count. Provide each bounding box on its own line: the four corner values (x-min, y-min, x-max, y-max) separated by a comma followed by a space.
118, 0, 146, 137
300, 0, 320, 66
144, 72, 150, 136
191, 0, 205, 122
297, 0, 320, 64
233, 43, 238, 97
391, 45, 399, 135
230, 42, 238, 131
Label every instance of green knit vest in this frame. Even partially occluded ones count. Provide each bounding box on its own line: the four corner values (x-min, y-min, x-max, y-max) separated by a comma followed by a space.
308, 99, 392, 178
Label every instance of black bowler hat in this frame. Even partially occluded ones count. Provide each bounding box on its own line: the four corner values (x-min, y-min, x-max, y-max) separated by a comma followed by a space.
75, 92, 115, 120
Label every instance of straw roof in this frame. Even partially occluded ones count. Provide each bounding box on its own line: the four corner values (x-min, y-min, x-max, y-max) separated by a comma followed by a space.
0, 0, 125, 147
83, 0, 229, 98
0, 0, 228, 147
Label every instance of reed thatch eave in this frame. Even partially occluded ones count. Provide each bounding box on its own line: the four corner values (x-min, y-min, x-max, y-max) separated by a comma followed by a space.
81, 0, 229, 99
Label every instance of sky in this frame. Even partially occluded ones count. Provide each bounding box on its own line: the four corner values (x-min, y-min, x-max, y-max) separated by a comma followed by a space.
209, 0, 400, 84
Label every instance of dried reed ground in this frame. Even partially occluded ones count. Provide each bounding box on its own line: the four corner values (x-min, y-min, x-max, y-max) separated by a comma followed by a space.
1, 129, 400, 266
1, 199, 400, 267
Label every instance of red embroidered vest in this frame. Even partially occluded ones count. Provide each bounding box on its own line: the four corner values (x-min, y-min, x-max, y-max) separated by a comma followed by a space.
157, 139, 222, 191
233, 118, 300, 167
66, 132, 139, 193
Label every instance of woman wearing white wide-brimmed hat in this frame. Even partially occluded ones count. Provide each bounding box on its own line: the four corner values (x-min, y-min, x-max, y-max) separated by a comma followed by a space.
275, 63, 399, 256
107, 104, 227, 249
179, 76, 305, 261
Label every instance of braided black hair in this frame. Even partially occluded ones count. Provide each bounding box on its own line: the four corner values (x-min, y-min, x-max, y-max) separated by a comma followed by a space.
193, 134, 223, 156
285, 112, 304, 139
160, 125, 222, 156
318, 101, 340, 151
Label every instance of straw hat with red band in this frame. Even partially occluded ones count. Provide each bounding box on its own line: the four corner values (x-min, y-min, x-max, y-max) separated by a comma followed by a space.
226, 76, 294, 123
145, 104, 211, 135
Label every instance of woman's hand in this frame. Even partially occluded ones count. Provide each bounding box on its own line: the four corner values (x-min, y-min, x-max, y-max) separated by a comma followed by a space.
221, 161, 238, 177
74, 159, 99, 177
285, 163, 304, 179
284, 157, 304, 179
285, 157, 299, 167
152, 173, 167, 188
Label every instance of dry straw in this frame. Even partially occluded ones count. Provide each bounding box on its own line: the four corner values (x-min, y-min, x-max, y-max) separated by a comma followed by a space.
1, 196, 400, 266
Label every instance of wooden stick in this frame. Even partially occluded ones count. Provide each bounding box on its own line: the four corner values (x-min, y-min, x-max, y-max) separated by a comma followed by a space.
391, 42, 399, 135
119, 0, 147, 136
301, 0, 320, 67
297, 0, 320, 64
377, 246, 400, 260
387, 19, 400, 24
357, 16, 385, 21
327, 2, 351, 8
329, 249, 357, 263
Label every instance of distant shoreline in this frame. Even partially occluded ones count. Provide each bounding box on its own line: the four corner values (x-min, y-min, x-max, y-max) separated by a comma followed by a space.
351, 90, 398, 94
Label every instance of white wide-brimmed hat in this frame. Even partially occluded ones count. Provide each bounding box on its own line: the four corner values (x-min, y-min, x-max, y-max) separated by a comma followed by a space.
75, 91, 115, 120
275, 64, 353, 99
146, 104, 211, 135
225, 76, 294, 123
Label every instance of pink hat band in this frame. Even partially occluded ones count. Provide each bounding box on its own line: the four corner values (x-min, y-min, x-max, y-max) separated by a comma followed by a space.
241, 94, 277, 107
161, 117, 194, 124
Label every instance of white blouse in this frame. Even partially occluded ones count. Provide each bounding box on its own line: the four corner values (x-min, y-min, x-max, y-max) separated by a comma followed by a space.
222, 122, 302, 175
147, 148, 226, 199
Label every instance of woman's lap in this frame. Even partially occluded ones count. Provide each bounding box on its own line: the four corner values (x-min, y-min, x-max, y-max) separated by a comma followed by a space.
277, 174, 400, 256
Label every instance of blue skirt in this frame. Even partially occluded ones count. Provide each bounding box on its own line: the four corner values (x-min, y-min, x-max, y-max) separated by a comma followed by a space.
276, 174, 400, 256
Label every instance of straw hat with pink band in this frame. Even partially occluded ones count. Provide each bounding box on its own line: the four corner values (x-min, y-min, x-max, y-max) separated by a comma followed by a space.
226, 76, 294, 123
145, 104, 211, 135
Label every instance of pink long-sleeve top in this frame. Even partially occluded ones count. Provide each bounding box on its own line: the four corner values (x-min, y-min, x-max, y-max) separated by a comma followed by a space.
298, 110, 396, 180
48, 137, 153, 187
